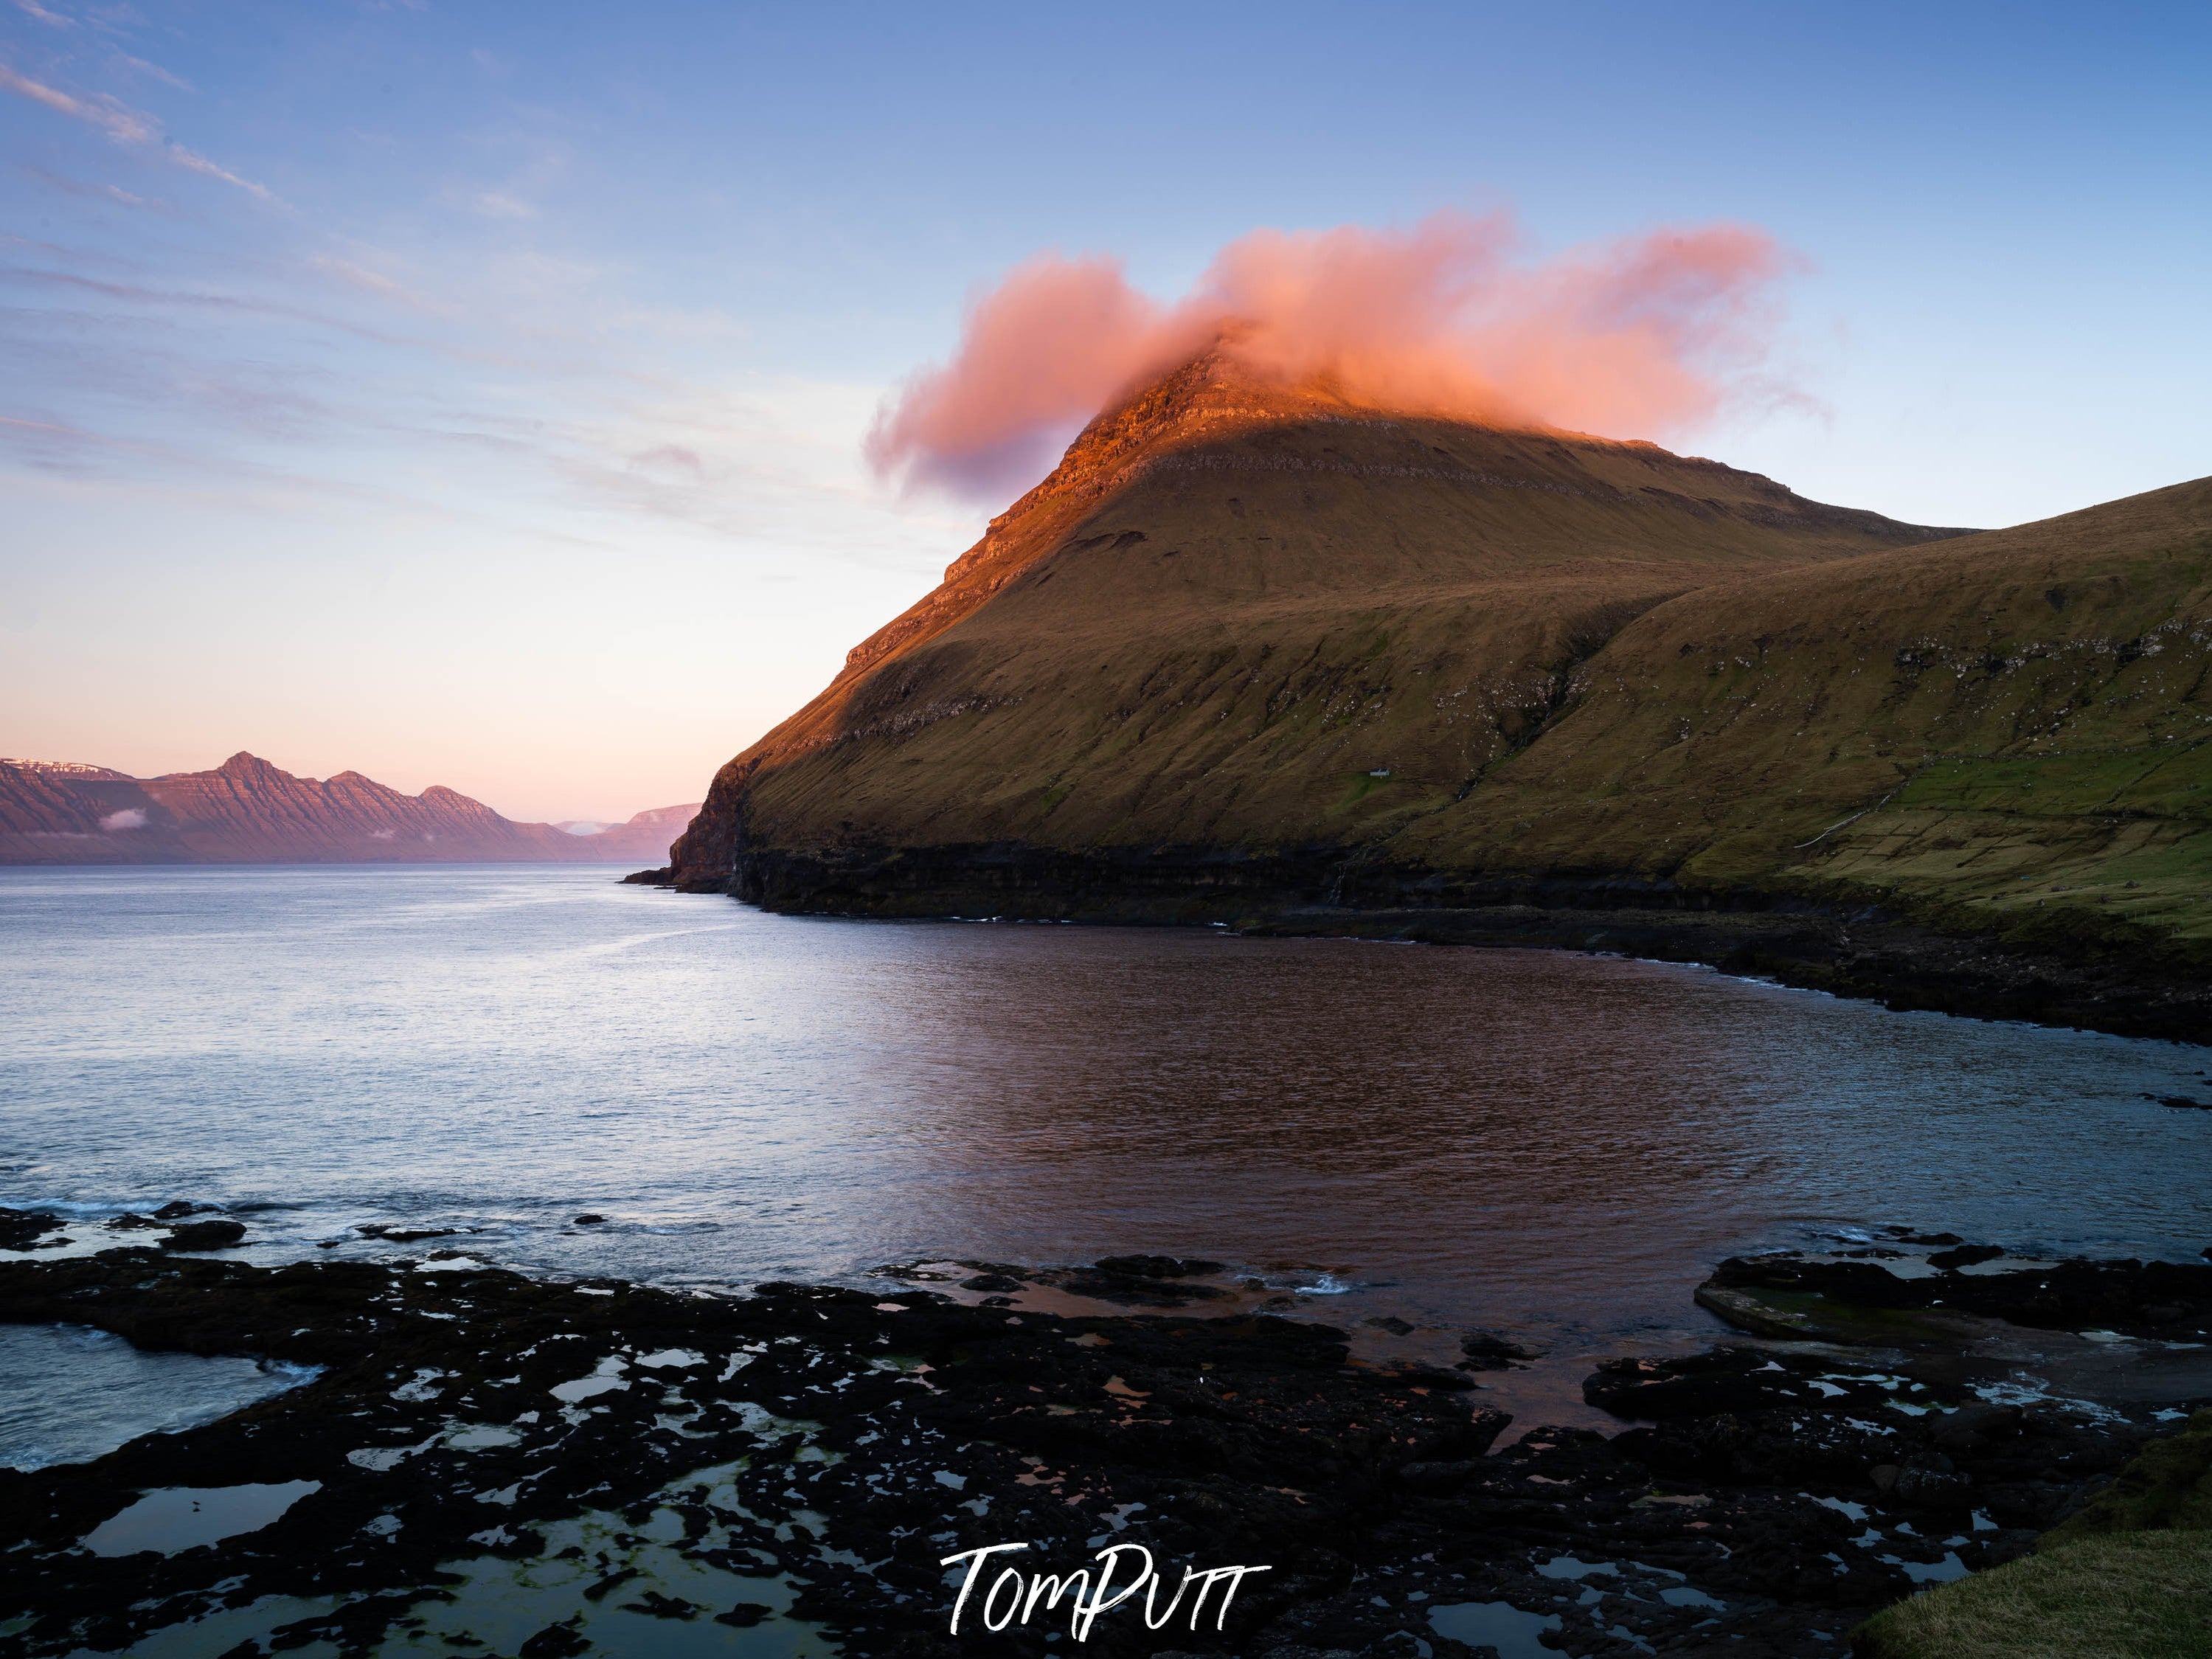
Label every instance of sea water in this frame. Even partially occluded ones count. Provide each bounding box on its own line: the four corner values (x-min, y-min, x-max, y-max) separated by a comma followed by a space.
4, 864, 2209, 1365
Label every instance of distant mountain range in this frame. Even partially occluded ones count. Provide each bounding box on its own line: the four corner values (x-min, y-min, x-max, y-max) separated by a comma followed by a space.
0, 752, 697, 866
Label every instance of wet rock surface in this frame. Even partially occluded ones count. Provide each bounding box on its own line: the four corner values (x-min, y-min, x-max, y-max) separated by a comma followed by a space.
159, 1218, 249, 1253
0, 1208, 65, 1250
2, 1248, 2205, 1658
1707, 1250, 2212, 1343
885, 1256, 1235, 1309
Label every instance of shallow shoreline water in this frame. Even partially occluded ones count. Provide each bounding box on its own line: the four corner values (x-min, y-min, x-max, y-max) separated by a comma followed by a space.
0, 1322, 318, 1472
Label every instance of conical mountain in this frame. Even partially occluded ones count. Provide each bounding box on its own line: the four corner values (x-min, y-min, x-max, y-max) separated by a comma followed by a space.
670, 350, 1966, 895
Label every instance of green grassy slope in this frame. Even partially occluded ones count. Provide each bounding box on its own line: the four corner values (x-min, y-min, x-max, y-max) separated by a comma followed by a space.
669, 351, 2212, 966
1393, 477, 2212, 944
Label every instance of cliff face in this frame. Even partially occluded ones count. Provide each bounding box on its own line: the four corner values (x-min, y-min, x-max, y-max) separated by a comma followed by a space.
0, 753, 696, 866
668, 350, 1963, 889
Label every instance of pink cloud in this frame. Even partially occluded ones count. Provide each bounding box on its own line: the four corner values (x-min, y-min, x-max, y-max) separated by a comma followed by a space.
869, 210, 1802, 501
864, 253, 1207, 501
0, 62, 154, 142
0, 61, 271, 199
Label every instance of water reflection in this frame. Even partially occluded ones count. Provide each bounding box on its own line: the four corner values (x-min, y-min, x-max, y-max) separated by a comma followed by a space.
2, 867, 2208, 1360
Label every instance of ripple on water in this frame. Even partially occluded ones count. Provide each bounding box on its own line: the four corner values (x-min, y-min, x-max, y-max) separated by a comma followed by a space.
5, 865, 2211, 1357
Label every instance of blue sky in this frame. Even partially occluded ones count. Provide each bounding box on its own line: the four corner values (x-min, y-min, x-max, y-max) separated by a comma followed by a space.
3, 1, 2207, 820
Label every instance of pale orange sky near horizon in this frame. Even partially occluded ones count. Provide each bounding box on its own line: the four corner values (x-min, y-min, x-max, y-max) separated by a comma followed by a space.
6, 5, 2206, 822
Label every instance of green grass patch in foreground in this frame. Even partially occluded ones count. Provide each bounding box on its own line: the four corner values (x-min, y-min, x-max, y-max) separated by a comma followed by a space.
2042, 1407, 2212, 1543
1855, 1412, 2212, 1657
1851, 1531, 2212, 1659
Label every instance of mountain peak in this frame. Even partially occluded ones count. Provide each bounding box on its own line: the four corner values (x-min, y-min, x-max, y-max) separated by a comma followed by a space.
996, 342, 1356, 524
671, 344, 1974, 892
1, 758, 134, 780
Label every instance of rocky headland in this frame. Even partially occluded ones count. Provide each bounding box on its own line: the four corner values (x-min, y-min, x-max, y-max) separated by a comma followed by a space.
641, 349, 2212, 1042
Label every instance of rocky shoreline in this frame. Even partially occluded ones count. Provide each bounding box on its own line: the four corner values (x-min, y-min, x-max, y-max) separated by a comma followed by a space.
628, 848, 2212, 1045
4, 1233, 2210, 1658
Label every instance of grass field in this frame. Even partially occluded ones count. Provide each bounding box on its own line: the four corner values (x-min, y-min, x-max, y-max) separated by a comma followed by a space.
1853, 1532, 2212, 1659
1854, 1411, 2212, 1658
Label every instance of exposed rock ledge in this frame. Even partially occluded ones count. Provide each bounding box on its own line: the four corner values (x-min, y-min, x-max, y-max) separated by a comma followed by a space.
6, 1244, 2208, 1657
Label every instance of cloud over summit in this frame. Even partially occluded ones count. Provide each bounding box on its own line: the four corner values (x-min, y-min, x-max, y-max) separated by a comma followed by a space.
867, 211, 1801, 502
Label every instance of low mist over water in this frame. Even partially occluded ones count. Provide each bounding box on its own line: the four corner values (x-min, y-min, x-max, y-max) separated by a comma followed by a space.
4, 865, 2208, 1351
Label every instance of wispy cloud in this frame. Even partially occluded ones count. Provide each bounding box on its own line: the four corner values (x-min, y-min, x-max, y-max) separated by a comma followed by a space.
117, 54, 192, 93
12, 0, 74, 27
0, 62, 153, 140
630, 443, 704, 480
472, 190, 536, 221
0, 61, 272, 200
0, 264, 510, 361
163, 145, 272, 199
19, 163, 164, 209
307, 252, 437, 311
0, 411, 158, 474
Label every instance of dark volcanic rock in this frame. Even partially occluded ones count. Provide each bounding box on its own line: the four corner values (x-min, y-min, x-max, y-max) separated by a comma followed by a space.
2146, 1092, 2212, 1111
518, 1621, 591, 1658
355, 1222, 462, 1243
158, 1218, 247, 1251
1584, 1349, 1873, 1421
1456, 1329, 1539, 1371
1926, 1243, 2005, 1270
1027, 1258, 1232, 1305
1708, 1250, 2212, 1343
1094, 1253, 1225, 1278
0, 1209, 63, 1250
0, 1253, 2187, 1659
1382, 1362, 1478, 1391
